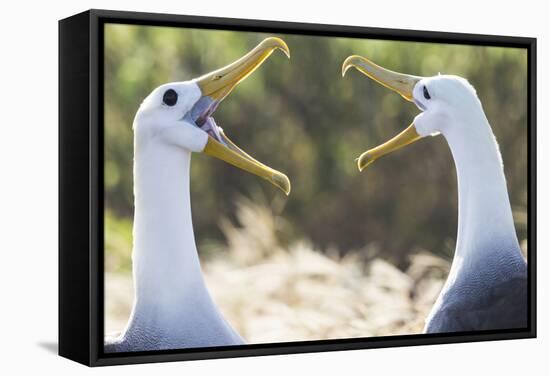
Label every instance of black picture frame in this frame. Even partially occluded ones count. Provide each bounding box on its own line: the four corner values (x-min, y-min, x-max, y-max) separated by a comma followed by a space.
59, 8, 537, 367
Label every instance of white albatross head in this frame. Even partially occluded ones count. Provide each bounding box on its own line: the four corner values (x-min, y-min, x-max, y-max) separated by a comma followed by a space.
341, 55, 490, 171
133, 37, 291, 195
412, 75, 483, 137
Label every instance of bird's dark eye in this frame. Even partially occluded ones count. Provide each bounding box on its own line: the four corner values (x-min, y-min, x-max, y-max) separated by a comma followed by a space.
423, 85, 431, 100
162, 89, 178, 106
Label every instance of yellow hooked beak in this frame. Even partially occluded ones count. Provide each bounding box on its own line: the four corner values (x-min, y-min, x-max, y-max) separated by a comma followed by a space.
196, 37, 291, 195
342, 55, 424, 172
196, 37, 290, 101
203, 131, 291, 195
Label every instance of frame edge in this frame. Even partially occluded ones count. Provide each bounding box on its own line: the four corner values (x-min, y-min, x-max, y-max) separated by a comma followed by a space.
58, 10, 93, 366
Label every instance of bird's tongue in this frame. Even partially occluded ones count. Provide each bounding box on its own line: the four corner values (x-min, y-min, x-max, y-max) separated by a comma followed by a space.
201, 117, 227, 146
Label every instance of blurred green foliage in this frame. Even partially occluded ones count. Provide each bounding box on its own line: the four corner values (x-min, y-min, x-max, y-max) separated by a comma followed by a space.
104, 24, 527, 270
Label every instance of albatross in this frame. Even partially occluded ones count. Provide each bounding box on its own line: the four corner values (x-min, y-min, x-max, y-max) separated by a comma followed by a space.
105, 37, 291, 352
342, 55, 527, 333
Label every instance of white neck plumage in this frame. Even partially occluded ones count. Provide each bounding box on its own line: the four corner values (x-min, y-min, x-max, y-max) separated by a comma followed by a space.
117, 134, 242, 349
443, 108, 520, 269
130, 142, 212, 321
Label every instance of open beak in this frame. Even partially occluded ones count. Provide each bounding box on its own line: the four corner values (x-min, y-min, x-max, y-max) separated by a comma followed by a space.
342, 55, 424, 171
204, 131, 291, 195
196, 37, 290, 102
194, 37, 291, 195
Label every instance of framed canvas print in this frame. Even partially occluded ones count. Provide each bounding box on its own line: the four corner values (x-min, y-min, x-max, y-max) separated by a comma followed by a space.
59, 9, 536, 366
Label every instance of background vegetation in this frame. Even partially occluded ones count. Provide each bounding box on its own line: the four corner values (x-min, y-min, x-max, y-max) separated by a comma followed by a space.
104, 24, 528, 340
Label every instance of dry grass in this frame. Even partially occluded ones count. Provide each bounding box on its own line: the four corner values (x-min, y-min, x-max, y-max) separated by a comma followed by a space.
105, 198, 450, 342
